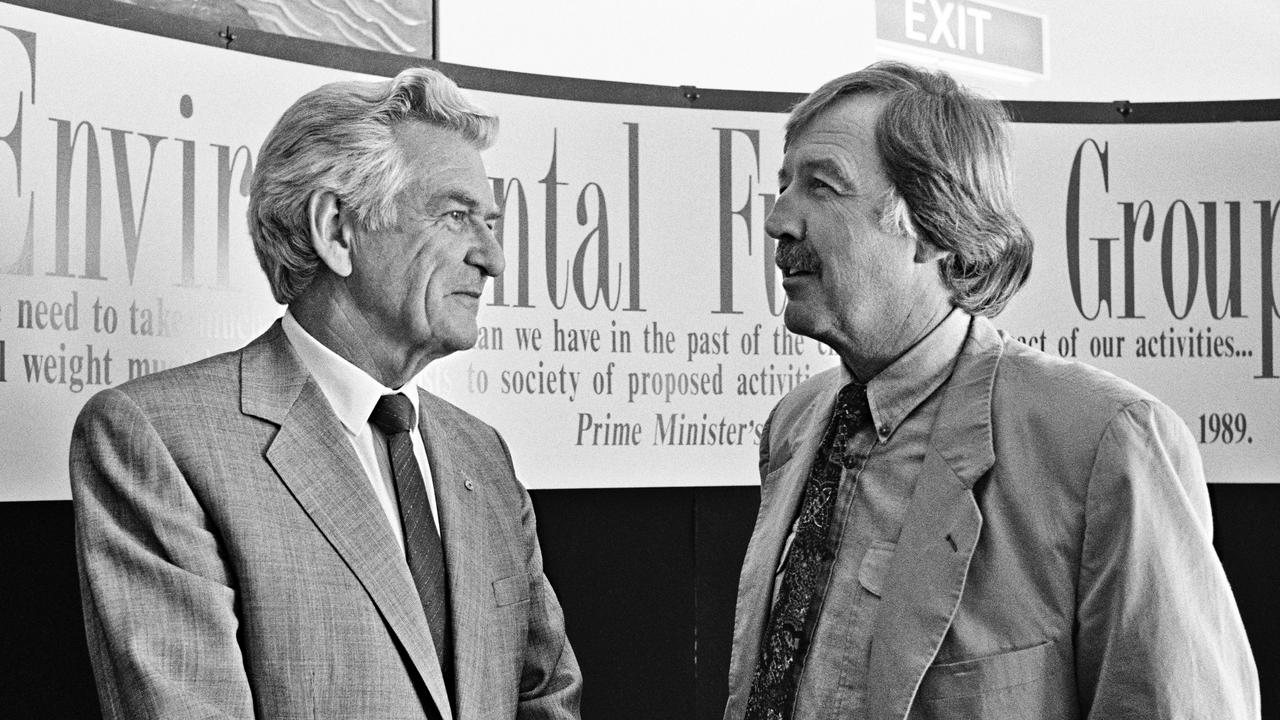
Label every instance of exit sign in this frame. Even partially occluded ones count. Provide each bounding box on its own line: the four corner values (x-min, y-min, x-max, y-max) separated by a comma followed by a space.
876, 0, 1046, 76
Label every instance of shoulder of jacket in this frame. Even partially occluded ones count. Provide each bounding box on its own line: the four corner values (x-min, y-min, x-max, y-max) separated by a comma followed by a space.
994, 337, 1160, 418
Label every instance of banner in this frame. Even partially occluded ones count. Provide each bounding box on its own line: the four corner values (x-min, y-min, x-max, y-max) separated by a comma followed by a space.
1, 4, 1276, 499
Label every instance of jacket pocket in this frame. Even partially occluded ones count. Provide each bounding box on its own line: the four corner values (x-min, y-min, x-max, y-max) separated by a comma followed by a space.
915, 639, 1055, 701
492, 573, 530, 606
857, 540, 896, 597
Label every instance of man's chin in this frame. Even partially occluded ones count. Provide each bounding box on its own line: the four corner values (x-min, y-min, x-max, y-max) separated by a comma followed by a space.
782, 306, 819, 341
424, 324, 480, 359
451, 330, 480, 354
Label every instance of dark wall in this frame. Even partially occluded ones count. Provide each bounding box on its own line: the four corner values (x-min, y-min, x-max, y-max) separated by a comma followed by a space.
0, 501, 99, 717
0, 486, 1275, 718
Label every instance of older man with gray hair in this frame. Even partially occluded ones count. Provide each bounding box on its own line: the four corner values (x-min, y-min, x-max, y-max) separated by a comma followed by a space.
71, 67, 581, 720
724, 61, 1258, 720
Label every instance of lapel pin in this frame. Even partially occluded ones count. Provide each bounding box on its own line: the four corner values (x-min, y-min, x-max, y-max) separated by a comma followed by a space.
464, 479, 474, 491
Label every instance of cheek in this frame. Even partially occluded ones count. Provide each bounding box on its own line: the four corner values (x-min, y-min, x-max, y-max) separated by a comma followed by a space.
818, 223, 869, 288
412, 251, 448, 297
417, 259, 465, 318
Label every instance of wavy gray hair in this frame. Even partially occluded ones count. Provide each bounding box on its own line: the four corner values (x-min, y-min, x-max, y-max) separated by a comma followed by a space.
786, 61, 1033, 317
248, 67, 497, 304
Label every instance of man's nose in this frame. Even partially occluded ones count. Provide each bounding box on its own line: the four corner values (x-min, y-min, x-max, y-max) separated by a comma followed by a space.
764, 190, 801, 243
469, 223, 506, 277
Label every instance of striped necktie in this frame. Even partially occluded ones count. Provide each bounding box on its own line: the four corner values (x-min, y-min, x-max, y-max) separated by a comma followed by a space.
370, 393, 453, 692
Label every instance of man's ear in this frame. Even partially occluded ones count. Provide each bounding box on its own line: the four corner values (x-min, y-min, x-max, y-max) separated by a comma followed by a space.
308, 190, 354, 278
913, 236, 949, 265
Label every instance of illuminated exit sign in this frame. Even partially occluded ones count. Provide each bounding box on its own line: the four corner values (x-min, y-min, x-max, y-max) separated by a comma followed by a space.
876, 0, 1047, 76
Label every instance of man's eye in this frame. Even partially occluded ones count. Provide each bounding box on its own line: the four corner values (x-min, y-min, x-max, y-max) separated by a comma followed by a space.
439, 210, 472, 229
808, 177, 833, 192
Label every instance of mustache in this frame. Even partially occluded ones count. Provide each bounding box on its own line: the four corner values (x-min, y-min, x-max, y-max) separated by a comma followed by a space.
775, 242, 819, 273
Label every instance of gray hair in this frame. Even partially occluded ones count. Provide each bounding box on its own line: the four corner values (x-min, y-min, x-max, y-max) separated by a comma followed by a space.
248, 67, 498, 304
786, 61, 1033, 317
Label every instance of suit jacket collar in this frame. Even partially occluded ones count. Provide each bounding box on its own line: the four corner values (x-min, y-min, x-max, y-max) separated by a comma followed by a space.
279, 309, 411, 436
240, 321, 456, 720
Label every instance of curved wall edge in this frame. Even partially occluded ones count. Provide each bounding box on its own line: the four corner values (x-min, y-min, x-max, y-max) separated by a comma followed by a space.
9, 0, 1280, 122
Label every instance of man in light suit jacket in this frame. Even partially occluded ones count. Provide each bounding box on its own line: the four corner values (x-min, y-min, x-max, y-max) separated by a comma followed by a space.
724, 61, 1259, 720
71, 67, 581, 720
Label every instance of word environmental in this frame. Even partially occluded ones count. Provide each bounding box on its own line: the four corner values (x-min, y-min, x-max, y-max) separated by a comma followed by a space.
1, 27, 254, 290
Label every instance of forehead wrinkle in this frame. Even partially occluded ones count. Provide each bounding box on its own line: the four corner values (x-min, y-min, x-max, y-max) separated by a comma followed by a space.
793, 130, 892, 200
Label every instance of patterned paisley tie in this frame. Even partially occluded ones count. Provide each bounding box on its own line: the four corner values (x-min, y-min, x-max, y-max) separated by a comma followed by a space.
744, 381, 870, 720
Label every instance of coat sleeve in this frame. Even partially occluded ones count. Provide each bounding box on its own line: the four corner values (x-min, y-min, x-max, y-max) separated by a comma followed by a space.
70, 388, 255, 720
758, 409, 774, 480
1075, 398, 1259, 719
493, 434, 584, 720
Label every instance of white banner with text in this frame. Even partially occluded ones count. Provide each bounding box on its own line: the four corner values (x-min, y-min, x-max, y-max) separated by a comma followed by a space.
1, 4, 1277, 499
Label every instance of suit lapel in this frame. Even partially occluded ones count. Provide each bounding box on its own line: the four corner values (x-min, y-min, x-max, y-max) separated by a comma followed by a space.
419, 391, 494, 719
726, 373, 842, 718
242, 323, 452, 720
866, 317, 1004, 720
865, 447, 983, 720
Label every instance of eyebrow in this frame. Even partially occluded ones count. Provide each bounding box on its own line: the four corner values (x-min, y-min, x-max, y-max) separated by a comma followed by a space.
778, 157, 853, 187
435, 189, 502, 220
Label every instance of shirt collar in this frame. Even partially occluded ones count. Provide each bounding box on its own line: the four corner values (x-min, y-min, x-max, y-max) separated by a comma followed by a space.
281, 310, 422, 434
852, 307, 971, 443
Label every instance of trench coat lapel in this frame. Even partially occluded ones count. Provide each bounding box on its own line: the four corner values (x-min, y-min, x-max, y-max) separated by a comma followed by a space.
242, 322, 453, 720
865, 318, 1004, 720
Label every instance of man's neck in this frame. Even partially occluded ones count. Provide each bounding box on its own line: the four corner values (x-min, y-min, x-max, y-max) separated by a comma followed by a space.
839, 303, 954, 383
288, 286, 427, 390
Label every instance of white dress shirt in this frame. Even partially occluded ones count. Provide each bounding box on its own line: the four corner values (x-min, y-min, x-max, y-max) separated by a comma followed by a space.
281, 311, 440, 553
